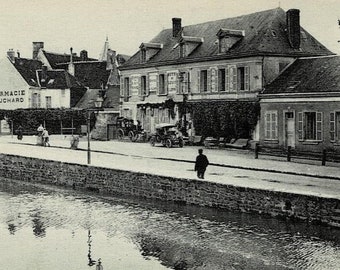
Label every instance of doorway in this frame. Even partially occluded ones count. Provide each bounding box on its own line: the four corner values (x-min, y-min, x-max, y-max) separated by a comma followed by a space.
285, 112, 295, 148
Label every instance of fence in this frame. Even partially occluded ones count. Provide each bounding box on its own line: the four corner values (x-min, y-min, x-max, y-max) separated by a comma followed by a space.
254, 144, 340, 166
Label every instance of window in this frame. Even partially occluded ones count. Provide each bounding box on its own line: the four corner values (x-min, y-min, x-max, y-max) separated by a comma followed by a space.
237, 66, 249, 91
159, 74, 166, 95
45, 96, 51, 108
32, 93, 40, 108
180, 44, 186, 58
329, 112, 340, 142
218, 69, 226, 91
265, 111, 278, 140
298, 112, 323, 141
200, 70, 208, 92
141, 76, 147, 96
124, 77, 130, 102
141, 49, 146, 62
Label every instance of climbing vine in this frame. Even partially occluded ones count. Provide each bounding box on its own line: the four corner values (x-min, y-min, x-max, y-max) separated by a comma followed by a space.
185, 100, 260, 139
0, 108, 88, 134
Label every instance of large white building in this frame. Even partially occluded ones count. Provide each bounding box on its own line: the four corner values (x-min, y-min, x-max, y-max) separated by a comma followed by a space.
0, 50, 86, 110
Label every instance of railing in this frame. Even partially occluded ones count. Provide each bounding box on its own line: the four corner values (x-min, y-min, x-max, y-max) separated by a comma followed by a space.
254, 144, 340, 166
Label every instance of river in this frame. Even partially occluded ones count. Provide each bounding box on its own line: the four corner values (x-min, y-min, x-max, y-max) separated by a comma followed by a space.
0, 178, 339, 270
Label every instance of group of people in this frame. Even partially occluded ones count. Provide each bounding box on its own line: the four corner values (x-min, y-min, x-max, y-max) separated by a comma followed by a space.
37, 124, 50, 147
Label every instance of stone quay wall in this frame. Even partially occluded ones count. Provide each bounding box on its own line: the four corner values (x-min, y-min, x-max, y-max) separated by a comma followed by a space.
1, 153, 340, 227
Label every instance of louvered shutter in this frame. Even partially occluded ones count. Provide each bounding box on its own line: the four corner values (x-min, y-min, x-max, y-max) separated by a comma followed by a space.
330, 112, 335, 142
265, 112, 271, 139
298, 112, 304, 141
207, 69, 211, 92
245, 66, 250, 91
232, 67, 237, 91
145, 75, 149, 96
316, 112, 323, 141
225, 67, 229, 92
120, 77, 124, 97
211, 67, 218, 92
197, 70, 201, 92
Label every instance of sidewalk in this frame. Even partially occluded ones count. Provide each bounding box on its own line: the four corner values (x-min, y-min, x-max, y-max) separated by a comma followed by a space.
1, 135, 340, 200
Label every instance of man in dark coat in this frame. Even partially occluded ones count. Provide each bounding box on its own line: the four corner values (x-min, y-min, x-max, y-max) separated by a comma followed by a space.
194, 148, 209, 179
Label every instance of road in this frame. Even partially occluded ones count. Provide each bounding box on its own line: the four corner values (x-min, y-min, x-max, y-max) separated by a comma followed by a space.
0, 135, 340, 200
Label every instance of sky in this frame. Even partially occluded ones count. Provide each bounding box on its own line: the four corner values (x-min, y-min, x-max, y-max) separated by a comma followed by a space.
1, 0, 340, 59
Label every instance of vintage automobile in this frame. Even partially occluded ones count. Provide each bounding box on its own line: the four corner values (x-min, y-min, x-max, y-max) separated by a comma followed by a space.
149, 123, 184, 148
116, 117, 146, 142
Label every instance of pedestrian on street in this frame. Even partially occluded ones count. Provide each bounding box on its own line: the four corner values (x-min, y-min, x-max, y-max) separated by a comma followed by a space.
17, 125, 23, 140
194, 148, 209, 179
42, 128, 50, 147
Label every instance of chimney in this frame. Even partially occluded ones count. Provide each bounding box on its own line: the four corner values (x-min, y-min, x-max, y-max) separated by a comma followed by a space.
7, 49, 15, 63
172, 18, 182, 37
17, 50, 20, 58
286, 9, 300, 49
32, 42, 44, 60
68, 47, 75, 76
80, 50, 88, 61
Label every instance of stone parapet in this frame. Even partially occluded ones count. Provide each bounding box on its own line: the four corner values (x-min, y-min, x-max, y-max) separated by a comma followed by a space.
0, 153, 339, 227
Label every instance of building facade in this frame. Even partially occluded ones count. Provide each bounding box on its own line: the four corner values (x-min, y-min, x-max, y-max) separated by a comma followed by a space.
0, 51, 85, 110
260, 55, 340, 152
119, 8, 332, 138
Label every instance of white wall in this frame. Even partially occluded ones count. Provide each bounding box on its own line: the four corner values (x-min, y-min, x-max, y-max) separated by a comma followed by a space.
0, 58, 30, 109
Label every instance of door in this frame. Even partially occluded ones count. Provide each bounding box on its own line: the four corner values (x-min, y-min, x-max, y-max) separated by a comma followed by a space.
285, 112, 295, 148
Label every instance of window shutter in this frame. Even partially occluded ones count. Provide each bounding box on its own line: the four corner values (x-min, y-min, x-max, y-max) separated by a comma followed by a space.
272, 112, 278, 139
128, 78, 132, 97
120, 77, 124, 97
316, 112, 323, 141
145, 75, 149, 96
265, 112, 270, 139
245, 66, 250, 91
211, 68, 218, 92
197, 70, 201, 92
207, 69, 211, 92
229, 66, 236, 91
330, 112, 335, 141
298, 112, 303, 141
225, 67, 229, 92
165, 74, 168, 95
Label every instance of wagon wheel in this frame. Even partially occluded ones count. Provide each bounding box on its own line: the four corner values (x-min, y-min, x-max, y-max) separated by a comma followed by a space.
178, 137, 184, 148
128, 130, 137, 142
150, 137, 156, 146
117, 129, 124, 140
165, 139, 172, 148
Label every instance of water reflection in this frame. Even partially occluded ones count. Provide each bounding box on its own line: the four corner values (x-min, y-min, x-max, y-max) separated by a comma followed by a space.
0, 179, 339, 270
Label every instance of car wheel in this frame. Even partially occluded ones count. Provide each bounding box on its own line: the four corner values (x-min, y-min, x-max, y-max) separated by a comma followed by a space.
165, 139, 172, 148
178, 138, 184, 148
129, 131, 137, 142
117, 129, 124, 140
150, 137, 156, 146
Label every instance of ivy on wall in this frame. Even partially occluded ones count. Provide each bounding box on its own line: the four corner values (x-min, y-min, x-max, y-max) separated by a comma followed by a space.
185, 100, 260, 139
0, 108, 89, 134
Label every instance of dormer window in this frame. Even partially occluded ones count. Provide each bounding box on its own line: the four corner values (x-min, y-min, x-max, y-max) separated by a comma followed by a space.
217, 28, 245, 53
141, 49, 147, 62
178, 36, 203, 58
139, 42, 163, 63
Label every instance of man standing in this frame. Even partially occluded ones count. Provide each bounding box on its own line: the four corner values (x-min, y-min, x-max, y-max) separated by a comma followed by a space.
194, 148, 209, 179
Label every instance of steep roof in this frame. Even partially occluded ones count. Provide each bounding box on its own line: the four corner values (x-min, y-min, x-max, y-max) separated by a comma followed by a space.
262, 55, 340, 95
13, 58, 42, 87
37, 69, 84, 89
42, 50, 97, 69
121, 8, 333, 69
57, 61, 111, 89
